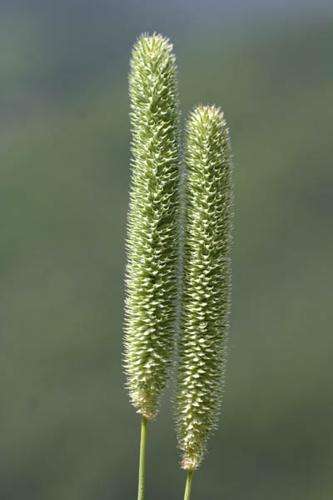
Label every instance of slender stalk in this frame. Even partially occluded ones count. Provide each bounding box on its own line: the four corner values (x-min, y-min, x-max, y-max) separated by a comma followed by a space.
137, 416, 148, 500
183, 470, 194, 500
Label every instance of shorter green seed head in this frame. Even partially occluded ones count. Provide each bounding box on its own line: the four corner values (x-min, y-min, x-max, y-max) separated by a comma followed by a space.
176, 105, 233, 470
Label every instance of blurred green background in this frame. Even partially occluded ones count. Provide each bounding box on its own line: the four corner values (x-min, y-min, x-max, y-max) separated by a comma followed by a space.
1, 1, 332, 499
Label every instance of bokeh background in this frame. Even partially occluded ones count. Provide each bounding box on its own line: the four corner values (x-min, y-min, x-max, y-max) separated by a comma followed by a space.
1, 1, 333, 499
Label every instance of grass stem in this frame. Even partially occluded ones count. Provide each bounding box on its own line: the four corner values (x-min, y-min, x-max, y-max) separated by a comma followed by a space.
183, 470, 194, 500
137, 416, 148, 500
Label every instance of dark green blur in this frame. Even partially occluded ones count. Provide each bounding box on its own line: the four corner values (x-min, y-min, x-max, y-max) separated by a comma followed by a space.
1, 2, 332, 499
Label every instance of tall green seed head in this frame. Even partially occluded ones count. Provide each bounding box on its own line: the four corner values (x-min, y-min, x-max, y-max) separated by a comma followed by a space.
176, 105, 233, 470
124, 34, 180, 420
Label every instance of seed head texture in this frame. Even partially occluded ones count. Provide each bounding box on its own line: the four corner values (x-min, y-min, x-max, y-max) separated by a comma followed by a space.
124, 34, 180, 420
176, 106, 233, 470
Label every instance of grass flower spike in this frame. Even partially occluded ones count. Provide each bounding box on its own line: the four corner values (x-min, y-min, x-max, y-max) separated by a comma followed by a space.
124, 33, 180, 499
176, 106, 233, 482
125, 33, 180, 419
